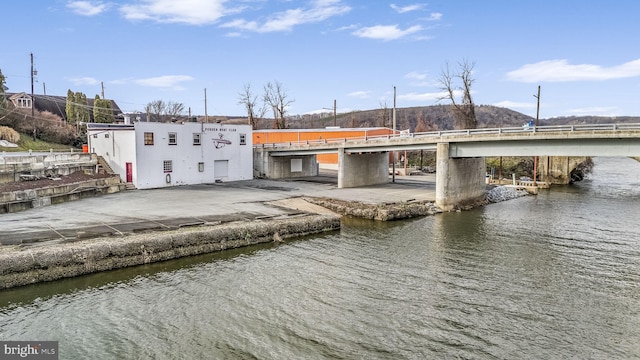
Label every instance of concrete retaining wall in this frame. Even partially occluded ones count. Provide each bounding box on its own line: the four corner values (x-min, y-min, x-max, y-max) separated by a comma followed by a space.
0, 153, 97, 184
0, 214, 341, 289
0, 177, 125, 214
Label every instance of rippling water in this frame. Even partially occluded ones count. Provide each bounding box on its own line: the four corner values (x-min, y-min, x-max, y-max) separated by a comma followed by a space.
1, 157, 640, 359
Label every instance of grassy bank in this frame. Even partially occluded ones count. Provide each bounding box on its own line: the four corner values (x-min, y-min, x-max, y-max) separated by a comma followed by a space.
1, 133, 76, 152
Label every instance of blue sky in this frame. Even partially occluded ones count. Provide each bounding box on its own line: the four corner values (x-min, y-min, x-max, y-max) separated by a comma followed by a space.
2, 1, 640, 120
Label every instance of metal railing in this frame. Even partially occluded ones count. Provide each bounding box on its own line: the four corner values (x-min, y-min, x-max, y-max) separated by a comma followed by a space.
254, 123, 640, 150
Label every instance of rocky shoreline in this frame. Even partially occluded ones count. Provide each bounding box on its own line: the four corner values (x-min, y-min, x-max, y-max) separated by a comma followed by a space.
305, 196, 442, 221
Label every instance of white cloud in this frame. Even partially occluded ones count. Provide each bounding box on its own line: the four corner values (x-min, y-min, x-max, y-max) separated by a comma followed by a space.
567, 106, 619, 116
120, 0, 230, 25
352, 24, 422, 41
426, 12, 442, 21
507, 59, 640, 83
493, 101, 535, 109
390, 3, 426, 14
348, 90, 371, 99
221, 0, 350, 33
67, 1, 109, 16
405, 71, 427, 81
134, 75, 194, 89
67, 76, 100, 86
404, 71, 433, 86
398, 91, 446, 102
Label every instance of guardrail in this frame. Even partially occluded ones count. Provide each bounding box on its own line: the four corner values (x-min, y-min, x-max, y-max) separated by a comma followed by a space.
254, 123, 640, 149
0, 149, 84, 158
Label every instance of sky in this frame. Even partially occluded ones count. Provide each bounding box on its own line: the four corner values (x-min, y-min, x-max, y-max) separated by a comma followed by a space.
2, 1, 640, 120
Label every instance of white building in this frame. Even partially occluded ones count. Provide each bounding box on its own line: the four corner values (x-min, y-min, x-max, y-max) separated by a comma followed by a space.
87, 122, 253, 189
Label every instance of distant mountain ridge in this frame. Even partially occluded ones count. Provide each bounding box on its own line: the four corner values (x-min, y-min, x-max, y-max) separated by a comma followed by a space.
222, 105, 640, 131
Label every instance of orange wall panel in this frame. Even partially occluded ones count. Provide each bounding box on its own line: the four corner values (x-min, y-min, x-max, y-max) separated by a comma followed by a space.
253, 128, 394, 164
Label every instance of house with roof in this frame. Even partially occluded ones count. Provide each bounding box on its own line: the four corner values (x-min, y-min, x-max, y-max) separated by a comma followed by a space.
7, 92, 122, 122
87, 121, 253, 189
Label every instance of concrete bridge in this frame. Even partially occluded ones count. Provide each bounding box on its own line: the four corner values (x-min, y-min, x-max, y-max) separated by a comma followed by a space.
253, 123, 640, 210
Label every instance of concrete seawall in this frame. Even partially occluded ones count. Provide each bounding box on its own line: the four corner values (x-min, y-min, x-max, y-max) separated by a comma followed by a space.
0, 214, 340, 289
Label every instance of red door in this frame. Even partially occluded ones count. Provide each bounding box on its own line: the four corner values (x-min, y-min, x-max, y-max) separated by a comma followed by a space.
126, 162, 133, 183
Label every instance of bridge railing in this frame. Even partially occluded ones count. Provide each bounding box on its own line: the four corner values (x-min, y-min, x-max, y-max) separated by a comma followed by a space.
254, 123, 640, 149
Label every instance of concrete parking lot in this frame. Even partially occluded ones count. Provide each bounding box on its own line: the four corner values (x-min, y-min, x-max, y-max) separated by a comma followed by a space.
0, 173, 436, 246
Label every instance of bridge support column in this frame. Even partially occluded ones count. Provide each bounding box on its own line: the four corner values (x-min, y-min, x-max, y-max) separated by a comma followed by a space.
338, 148, 389, 188
436, 143, 486, 211
253, 149, 318, 179
538, 156, 588, 184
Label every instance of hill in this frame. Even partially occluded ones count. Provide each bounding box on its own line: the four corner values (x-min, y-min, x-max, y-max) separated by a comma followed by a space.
222, 105, 640, 131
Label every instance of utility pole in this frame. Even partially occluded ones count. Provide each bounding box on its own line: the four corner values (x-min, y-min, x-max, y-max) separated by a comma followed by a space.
204, 88, 208, 123
333, 99, 337, 127
392, 85, 397, 183
101, 81, 105, 99
43, 82, 46, 95
533, 85, 541, 186
30, 53, 35, 117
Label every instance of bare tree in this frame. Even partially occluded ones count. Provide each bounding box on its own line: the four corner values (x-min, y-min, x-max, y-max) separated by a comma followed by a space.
414, 113, 436, 133
379, 100, 390, 128
238, 83, 267, 130
165, 101, 185, 118
145, 100, 185, 122
438, 59, 477, 129
145, 100, 165, 122
263, 81, 294, 129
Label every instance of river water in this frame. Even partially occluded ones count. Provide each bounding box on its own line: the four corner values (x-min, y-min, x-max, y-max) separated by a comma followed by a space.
1, 157, 639, 359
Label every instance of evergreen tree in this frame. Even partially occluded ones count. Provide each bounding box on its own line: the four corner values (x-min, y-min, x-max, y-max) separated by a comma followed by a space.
75, 92, 90, 124
93, 96, 114, 123
65, 89, 76, 124
0, 69, 8, 110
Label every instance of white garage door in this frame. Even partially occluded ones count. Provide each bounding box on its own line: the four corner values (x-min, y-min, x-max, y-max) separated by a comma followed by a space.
214, 160, 229, 179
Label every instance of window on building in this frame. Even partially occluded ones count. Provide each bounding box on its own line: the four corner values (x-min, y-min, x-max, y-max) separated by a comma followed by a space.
105, 133, 110, 138
93, 134, 98, 138
163, 160, 173, 173
168, 132, 177, 145
144, 132, 154, 145
240, 133, 246, 145
198, 162, 204, 172
193, 133, 201, 145
17, 98, 32, 108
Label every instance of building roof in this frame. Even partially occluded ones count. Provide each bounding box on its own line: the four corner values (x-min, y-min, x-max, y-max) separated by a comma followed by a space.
6, 92, 123, 121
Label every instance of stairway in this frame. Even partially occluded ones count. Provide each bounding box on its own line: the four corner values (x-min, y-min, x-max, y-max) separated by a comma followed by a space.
96, 156, 136, 190
96, 156, 115, 175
